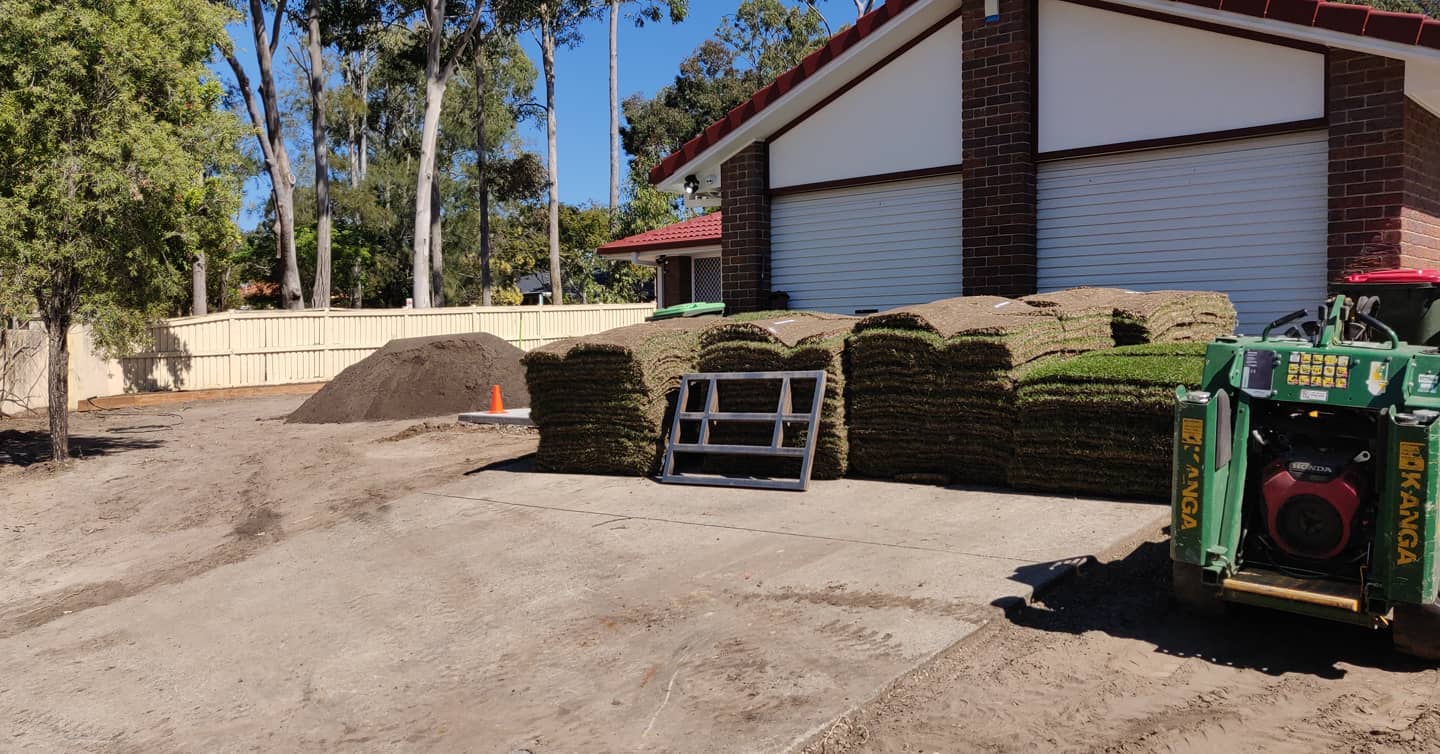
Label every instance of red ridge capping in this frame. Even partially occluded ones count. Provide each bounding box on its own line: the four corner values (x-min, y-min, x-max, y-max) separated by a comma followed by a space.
1342, 268, 1440, 284
1265, 0, 1321, 27
1220, 0, 1269, 20
1422, 19, 1440, 49
647, 0, 919, 186
1365, 10, 1425, 44
1314, 2, 1370, 34
597, 213, 724, 255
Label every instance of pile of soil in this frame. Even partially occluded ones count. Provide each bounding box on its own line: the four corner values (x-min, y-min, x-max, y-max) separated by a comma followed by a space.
286, 333, 529, 424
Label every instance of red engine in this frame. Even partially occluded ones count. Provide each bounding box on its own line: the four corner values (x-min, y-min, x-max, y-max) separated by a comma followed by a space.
1260, 457, 1367, 560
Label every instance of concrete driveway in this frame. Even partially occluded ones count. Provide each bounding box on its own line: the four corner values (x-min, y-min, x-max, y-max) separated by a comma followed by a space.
3, 462, 1165, 753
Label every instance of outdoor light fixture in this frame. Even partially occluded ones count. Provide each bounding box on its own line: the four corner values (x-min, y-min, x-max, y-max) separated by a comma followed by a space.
985, 0, 999, 22
683, 174, 701, 196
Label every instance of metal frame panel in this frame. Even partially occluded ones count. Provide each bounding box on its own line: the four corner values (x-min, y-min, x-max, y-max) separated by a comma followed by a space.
660, 370, 828, 491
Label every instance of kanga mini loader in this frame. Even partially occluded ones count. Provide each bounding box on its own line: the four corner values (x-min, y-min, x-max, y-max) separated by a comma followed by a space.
1172, 283, 1440, 658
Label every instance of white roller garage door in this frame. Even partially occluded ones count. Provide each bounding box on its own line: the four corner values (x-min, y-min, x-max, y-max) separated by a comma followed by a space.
1037, 131, 1328, 333
771, 174, 964, 315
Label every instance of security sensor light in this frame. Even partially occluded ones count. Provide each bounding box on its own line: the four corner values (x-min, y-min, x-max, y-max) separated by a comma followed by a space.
683, 175, 700, 196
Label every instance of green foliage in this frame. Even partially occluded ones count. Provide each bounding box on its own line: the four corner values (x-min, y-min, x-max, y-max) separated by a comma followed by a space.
0, 0, 244, 354
1335, 0, 1440, 16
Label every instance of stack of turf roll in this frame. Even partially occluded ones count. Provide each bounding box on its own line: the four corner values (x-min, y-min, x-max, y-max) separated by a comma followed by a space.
523, 317, 715, 475
694, 311, 857, 480
1008, 342, 1208, 501
1026, 287, 1235, 345
847, 296, 1111, 485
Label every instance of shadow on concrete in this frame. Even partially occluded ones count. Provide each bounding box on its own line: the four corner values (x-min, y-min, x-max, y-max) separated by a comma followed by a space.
1002, 539, 1431, 680
0, 430, 163, 467
465, 453, 537, 476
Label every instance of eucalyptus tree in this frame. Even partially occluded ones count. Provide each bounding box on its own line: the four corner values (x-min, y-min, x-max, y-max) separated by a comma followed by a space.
608, 1, 687, 228
223, 0, 306, 309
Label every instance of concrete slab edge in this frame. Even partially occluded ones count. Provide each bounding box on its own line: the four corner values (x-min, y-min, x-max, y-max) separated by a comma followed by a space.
787, 512, 1171, 754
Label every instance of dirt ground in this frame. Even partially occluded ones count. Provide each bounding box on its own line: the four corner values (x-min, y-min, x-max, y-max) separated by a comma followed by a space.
804, 529, 1440, 754
5, 397, 1440, 753
0, 396, 537, 643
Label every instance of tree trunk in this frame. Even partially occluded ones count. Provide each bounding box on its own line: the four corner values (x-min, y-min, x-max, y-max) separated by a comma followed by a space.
476, 50, 492, 307
308, 0, 332, 309
192, 252, 207, 317
609, 0, 619, 229
411, 1, 447, 310
245, 0, 304, 310
352, 257, 363, 308
358, 53, 369, 182
543, 16, 562, 305
430, 177, 444, 306
411, 75, 445, 309
42, 296, 71, 463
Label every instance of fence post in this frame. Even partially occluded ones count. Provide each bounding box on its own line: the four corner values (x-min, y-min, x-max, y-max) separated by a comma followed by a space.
227, 310, 238, 387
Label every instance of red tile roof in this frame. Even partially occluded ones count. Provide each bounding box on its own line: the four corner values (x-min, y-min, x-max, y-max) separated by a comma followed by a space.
648, 0, 922, 186
597, 212, 723, 255
648, 0, 1440, 186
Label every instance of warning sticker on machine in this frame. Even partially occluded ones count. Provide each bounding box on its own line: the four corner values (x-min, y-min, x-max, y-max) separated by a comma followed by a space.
1300, 389, 1329, 402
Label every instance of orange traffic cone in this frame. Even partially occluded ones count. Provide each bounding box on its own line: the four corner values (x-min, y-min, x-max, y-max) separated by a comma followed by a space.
488, 384, 505, 414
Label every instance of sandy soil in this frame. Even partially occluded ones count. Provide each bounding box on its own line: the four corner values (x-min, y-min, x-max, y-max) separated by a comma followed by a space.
0, 396, 537, 643
803, 530, 1440, 754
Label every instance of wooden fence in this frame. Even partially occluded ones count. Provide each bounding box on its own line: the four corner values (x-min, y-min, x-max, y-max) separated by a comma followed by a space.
1, 303, 654, 414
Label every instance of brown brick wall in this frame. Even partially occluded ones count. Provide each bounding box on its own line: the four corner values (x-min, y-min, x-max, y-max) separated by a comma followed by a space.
1328, 50, 1406, 277
960, 0, 1036, 297
1401, 98, 1440, 268
720, 142, 771, 314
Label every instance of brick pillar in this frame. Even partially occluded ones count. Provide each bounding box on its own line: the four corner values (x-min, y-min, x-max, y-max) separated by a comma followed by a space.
1401, 98, 1440, 268
720, 142, 771, 314
961, 0, 1036, 297
1328, 50, 1406, 277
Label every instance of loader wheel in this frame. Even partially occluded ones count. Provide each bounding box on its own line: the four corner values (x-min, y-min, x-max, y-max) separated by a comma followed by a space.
1393, 602, 1440, 661
1173, 562, 1226, 616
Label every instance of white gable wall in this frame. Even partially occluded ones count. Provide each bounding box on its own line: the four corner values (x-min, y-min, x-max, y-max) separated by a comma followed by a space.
768, 18, 964, 189
1038, 0, 1325, 154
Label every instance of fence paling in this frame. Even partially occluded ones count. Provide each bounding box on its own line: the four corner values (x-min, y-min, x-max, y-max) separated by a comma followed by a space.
0, 304, 654, 411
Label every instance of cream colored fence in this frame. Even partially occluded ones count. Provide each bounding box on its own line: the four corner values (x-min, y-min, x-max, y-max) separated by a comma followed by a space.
1, 304, 654, 413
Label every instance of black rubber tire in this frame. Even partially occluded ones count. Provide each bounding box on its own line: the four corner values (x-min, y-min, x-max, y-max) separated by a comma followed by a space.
1393, 602, 1440, 661
1173, 561, 1226, 616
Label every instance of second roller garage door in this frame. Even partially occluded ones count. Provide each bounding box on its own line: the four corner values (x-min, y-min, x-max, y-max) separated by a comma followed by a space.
1036, 131, 1328, 333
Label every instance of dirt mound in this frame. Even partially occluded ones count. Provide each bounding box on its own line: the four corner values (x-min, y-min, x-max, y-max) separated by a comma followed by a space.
286, 333, 529, 424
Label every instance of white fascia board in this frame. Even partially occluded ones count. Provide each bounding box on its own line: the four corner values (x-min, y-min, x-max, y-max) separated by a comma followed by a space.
600, 244, 723, 266
1103, 0, 1440, 65
654, 0, 963, 195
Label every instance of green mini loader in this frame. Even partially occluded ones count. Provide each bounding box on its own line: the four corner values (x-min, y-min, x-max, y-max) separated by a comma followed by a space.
1172, 279, 1440, 658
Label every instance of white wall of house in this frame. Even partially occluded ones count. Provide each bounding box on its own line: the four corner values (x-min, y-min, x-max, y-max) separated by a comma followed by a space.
768, 19, 965, 189
1038, 0, 1325, 153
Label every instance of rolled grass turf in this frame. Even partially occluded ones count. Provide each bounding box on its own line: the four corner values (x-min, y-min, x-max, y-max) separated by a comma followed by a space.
523, 316, 717, 475
1023, 288, 1236, 345
846, 296, 1113, 484
1008, 342, 1208, 501
694, 311, 857, 480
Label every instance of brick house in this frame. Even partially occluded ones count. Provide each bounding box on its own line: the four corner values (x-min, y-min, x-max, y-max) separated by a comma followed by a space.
610, 0, 1440, 331
598, 212, 723, 308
